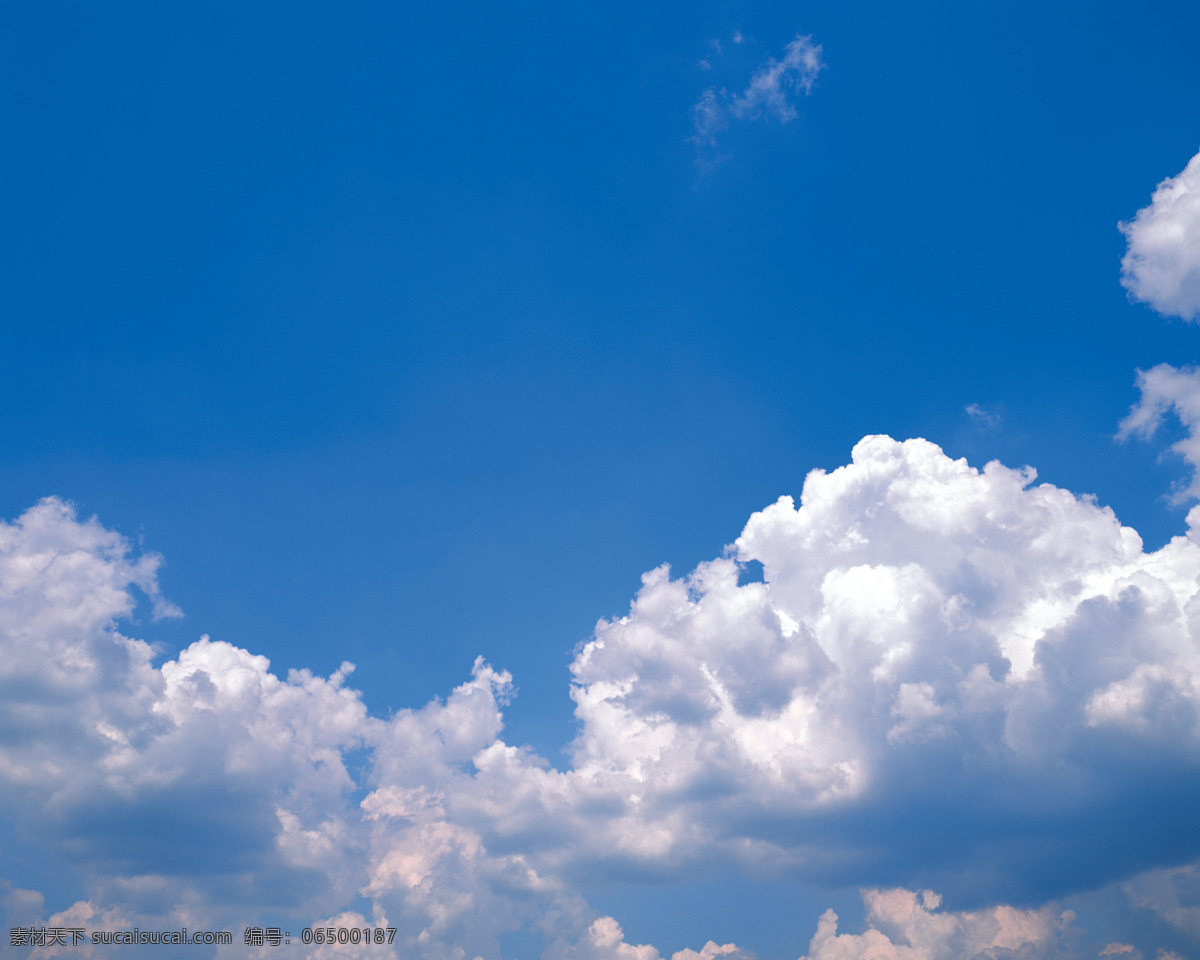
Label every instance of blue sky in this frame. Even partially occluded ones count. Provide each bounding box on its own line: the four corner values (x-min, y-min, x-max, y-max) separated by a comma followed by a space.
2, 2, 1200, 958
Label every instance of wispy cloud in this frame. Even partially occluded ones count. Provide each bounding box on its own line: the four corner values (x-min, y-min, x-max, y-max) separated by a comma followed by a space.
691, 34, 824, 152
1118, 362, 1200, 502
965, 401, 1002, 428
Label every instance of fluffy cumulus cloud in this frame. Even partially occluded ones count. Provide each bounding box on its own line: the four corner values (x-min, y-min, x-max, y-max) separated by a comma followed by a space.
799, 888, 1082, 960
691, 34, 823, 149
0, 499, 376, 951
1119, 147, 1200, 321
543, 916, 751, 960
540, 437, 1200, 901
4, 428, 1200, 959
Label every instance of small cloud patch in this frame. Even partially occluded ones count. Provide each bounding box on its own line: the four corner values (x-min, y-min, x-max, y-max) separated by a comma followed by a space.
690, 34, 824, 154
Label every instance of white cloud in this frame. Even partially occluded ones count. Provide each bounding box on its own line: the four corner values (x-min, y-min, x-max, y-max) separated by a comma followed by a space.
1119, 147, 1200, 321
1118, 363, 1200, 503
544, 915, 752, 960
360, 663, 592, 960
512, 435, 1199, 903
671, 941, 753, 960
0, 498, 376, 944
799, 888, 1080, 960
546, 916, 662, 960
5, 431, 1200, 959
1095, 946, 1185, 960
691, 35, 824, 149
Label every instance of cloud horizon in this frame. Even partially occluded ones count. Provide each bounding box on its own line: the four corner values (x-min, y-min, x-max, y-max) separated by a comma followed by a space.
4, 424, 1200, 958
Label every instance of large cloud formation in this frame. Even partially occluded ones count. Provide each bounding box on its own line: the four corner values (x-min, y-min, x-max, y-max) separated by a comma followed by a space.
1120, 146, 1200, 321
3, 429, 1200, 958
507, 435, 1200, 909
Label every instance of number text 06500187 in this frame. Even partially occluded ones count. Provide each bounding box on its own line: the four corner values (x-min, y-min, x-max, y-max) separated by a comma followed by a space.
301, 926, 397, 945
